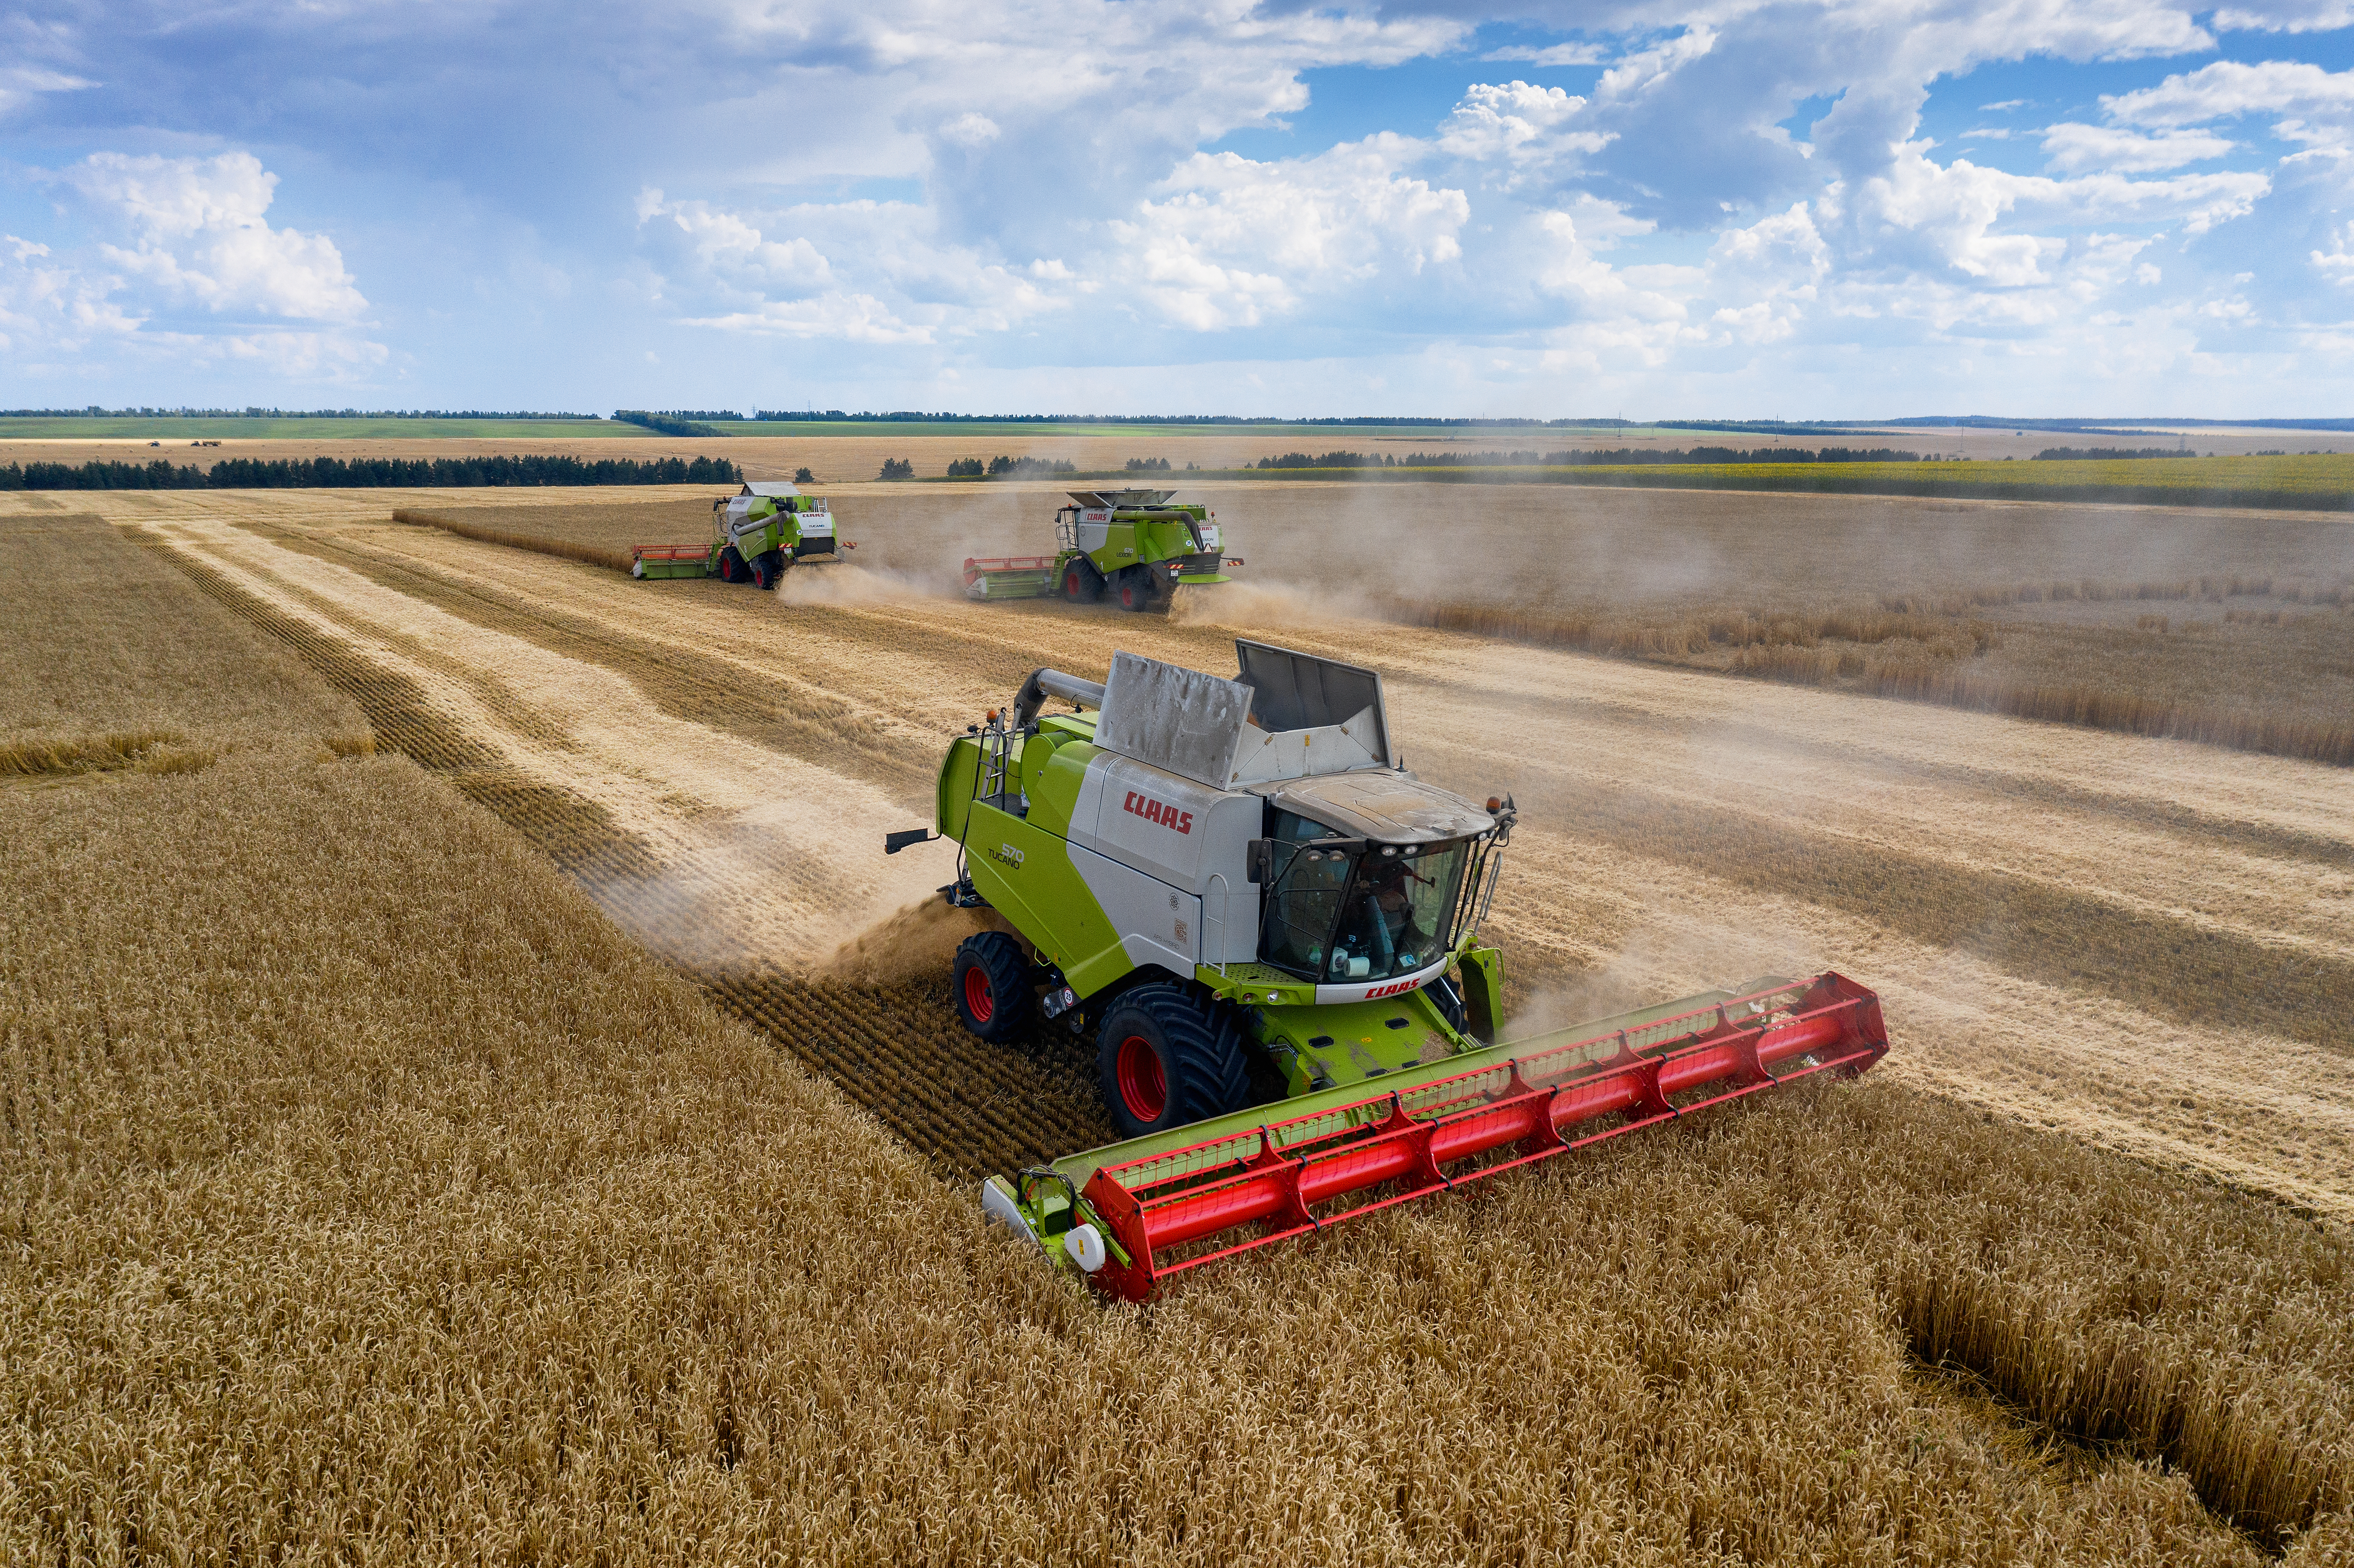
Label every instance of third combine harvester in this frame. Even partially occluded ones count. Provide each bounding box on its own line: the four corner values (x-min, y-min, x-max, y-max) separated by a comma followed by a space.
962, 488, 1238, 610
630, 481, 847, 589
889, 641, 1891, 1299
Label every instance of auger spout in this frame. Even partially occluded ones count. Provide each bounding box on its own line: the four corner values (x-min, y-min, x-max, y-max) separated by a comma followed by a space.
1012, 667, 1106, 729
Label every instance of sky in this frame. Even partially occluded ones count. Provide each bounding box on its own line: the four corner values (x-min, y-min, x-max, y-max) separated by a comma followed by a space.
3, 0, 2353, 418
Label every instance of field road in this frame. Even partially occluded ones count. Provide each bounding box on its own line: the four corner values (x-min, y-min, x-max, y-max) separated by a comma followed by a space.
87, 489, 2354, 1217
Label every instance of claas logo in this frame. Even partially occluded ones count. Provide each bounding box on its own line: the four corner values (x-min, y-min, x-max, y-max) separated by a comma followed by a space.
1122, 790, 1194, 835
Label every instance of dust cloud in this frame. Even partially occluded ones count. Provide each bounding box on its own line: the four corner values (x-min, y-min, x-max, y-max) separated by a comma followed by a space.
1502, 909, 1824, 1040
1167, 579, 1376, 630
776, 563, 946, 608
813, 896, 1025, 984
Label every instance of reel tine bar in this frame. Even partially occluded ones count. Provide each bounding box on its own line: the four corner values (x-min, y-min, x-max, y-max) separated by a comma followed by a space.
1081, 971, 1888, 1301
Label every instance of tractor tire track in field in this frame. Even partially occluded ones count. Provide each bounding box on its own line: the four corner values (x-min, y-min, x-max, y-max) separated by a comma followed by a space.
125, 518, 1094, 1176
703, 969, 1116, 1177
240, 514, 946, 799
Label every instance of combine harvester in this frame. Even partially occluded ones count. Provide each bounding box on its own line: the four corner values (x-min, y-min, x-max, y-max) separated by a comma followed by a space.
887, 641, 1890, 1300
631, 482, 851, 589
963, 489, 1240, 611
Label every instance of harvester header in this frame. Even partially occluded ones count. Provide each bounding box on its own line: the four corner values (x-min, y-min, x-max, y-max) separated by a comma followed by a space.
891, 639, 1892, 1299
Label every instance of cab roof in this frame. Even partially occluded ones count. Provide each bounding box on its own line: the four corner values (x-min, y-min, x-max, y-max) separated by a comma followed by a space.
1261, 770, 1494, 845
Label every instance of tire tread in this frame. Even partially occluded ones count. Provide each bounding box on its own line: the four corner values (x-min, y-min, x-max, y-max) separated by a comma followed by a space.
1098, 982, 1250, 1132
953, 931, 1032, 1041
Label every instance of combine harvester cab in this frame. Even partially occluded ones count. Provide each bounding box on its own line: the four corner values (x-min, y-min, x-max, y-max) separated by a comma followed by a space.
631, 481, 851, 589
890, 641, 1891, 1299
963, 489, 1241, 610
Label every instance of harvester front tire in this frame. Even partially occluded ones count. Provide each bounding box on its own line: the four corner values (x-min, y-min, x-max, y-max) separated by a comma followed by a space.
719, 546, 748, 583
953, 932, 1033, 1042
1096, 984, 1251, 1141
1062, 558, 1103, 604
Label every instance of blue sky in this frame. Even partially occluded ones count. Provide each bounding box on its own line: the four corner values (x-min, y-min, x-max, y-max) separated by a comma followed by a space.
4, 0, 2354, 418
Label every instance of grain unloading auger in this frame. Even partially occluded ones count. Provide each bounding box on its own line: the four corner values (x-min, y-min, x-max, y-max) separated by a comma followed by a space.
885, 641, 1891, 1300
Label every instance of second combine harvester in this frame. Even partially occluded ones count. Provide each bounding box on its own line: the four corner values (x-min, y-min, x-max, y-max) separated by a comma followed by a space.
631, 481, 848, 588
962, 488, 1239, 610
890, 641, 1891, 1300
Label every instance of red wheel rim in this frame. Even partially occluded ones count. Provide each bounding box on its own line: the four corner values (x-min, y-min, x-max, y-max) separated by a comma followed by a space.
1065, 569, 1082, 597
963, 964, 995, 1023
1116, 1035, 1166, 1122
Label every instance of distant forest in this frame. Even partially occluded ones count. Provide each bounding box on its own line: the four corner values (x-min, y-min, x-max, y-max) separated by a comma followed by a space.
1, 406, 599, 420
0, 455, 741, 490
1256, 445, 1928, 469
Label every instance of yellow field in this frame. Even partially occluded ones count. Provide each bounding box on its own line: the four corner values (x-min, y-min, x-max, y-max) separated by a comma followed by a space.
411, 476, 2354, 750
5, 489, 2351, 1562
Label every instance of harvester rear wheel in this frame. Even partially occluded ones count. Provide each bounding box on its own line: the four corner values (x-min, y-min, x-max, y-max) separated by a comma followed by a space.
1062, 558, 1103, 604
754, 549, 786, 590
1096, 984, 1251, 1140
953, 932, 1033, 1042
1115, 570, 1154, 612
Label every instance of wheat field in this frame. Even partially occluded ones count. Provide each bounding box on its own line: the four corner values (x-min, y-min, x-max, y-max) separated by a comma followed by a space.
5, 492, 2352, 1563
406, 477, 2354, 756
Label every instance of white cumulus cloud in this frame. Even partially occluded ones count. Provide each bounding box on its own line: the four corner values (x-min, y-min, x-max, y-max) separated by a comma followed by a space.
2041, 122, 2236, 172
1113, 136, 1469, 329
2315, 222, 2354, 284
1438, 82, 1612, 175
638, 188, 833, 296
68, 151, 368, 321
2105, 60, 2354, 150
684, 292, 933, 343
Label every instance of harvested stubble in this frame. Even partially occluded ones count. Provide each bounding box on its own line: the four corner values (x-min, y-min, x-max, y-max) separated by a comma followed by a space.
700, 967, 1117, 1177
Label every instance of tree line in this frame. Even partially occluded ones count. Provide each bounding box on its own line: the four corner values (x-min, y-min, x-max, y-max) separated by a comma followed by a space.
2032, 447, 2189, 461
906, 455, 1079, 479
613, 410, 738, 437
0, 455, 741, 490
1256, 445, 1929, 469
0, 406, 600, 420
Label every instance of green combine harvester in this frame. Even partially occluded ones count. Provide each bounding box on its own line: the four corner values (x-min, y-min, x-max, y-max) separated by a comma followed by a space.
886, 641, 1892, 1299
631, 482, 848, 589
962, 489, 1239, 610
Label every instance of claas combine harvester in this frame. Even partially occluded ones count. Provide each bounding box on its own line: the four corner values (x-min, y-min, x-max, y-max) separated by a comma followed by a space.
962, 489, 1240, 611
631, 482, 850, 589
887, 641, 1891, 1300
